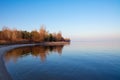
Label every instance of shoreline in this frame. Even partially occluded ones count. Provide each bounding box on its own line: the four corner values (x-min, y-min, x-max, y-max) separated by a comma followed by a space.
0, 41, 70, 47
0, 42, 70, 80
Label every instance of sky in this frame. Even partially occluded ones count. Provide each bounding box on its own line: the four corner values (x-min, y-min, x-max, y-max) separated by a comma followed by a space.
0, 0, 120, 41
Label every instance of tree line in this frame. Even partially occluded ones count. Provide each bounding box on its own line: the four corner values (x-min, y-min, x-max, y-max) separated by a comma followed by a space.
0, 26, 70, 43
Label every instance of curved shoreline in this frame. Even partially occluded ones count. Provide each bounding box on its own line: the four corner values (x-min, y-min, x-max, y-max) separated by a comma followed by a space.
0, 42, 70, 80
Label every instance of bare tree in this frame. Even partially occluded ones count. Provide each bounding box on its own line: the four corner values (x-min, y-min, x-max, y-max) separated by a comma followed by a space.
56, 31, 62, 41
39, 25, 47, 42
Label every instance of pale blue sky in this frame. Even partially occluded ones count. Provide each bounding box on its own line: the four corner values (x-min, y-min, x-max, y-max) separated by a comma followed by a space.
0, 0, 120, 40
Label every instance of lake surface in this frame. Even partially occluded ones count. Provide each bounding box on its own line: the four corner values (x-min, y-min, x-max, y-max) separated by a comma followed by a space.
4, 42, 120, 80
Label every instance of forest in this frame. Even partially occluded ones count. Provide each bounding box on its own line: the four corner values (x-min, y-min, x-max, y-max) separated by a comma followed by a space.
0, 26, 70, 44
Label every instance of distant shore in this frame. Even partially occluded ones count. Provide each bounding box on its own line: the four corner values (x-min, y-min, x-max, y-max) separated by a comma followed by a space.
0, 42, 70, 80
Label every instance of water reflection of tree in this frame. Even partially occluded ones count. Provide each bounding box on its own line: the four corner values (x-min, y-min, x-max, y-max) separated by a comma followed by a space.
5, 45, 64, 63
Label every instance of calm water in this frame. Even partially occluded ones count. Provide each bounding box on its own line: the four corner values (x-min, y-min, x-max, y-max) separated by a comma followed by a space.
4, 42, 120, 80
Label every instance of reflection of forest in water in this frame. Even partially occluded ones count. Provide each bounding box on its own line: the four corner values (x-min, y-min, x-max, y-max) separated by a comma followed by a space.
5, 45, 65, 63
